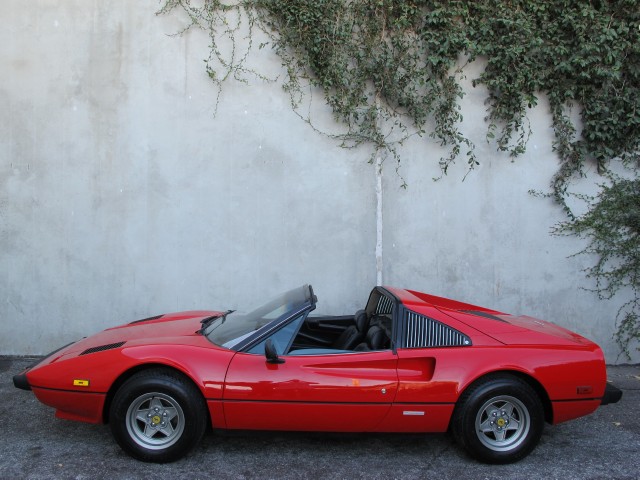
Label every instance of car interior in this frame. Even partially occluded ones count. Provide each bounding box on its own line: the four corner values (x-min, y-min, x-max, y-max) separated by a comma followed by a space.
287, 289, 394, 355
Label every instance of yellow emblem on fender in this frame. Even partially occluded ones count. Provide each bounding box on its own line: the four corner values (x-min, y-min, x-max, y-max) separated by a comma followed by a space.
73, 379, 90, 387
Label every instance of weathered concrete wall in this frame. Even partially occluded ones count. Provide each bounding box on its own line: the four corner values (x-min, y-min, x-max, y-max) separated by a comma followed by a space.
382, 67, 637, 363
1, 1, 636, 363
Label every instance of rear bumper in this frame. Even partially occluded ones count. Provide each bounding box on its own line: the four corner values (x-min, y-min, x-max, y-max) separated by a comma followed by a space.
601, 382, 623, 405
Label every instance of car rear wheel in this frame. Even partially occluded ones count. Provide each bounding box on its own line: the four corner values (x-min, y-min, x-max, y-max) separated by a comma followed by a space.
109, 369, 207, 463
452, 374, 544, 464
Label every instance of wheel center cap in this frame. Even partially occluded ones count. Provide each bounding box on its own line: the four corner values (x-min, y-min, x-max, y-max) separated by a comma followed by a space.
497, 418, 506, 427
151, 415, 162, 425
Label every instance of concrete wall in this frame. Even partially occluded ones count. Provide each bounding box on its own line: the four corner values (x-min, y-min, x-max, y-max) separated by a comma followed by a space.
1, 1, 636, 363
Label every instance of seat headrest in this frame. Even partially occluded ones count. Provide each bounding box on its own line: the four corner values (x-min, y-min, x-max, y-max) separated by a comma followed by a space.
354, 309, 368, 331
366, 325, 385, 349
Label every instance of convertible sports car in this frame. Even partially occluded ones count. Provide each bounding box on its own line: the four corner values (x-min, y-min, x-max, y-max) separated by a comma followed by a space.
14, 285, 622, 464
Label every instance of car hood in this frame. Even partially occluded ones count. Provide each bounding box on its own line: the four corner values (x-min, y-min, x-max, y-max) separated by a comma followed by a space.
43, 310, 225, 363
452, 312, 597, 346
404, 289, 596, 347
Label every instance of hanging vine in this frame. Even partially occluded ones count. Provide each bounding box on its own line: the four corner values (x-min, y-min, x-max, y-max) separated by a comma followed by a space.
158, 0, 640, 353
554, 177, 640, 357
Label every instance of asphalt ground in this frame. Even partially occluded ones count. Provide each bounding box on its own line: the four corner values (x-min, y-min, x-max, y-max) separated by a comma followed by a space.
1, 357, 639, 480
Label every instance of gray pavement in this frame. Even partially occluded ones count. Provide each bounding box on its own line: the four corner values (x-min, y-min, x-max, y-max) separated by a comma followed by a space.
1, 356, 639, 480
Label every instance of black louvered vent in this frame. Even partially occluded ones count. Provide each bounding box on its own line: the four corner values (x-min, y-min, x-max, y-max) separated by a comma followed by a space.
129, 314, 164, 325
376, 295, 394, 315
462, 310, 509, 323
80, 341, 126, 356
403, 311, 471, 348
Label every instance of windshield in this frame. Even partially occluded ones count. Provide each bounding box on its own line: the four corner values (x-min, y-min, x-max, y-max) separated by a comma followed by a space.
204, 285, 313, 349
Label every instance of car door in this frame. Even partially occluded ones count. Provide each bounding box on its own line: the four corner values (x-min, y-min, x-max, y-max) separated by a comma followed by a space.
374, 307, 475, 433
222, 348, 398, 432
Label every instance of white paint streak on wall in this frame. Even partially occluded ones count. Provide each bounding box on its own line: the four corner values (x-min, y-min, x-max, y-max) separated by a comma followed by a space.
376, 154, 383, 286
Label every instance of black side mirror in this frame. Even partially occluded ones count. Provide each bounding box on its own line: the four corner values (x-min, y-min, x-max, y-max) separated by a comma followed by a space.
265, 339, 285, 364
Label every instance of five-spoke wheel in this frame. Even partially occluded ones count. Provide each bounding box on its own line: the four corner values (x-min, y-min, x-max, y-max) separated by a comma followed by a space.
110, 369, 207, 463
126, 392, 185, 450
475, 395, 530, 451
452, 375, 544, 464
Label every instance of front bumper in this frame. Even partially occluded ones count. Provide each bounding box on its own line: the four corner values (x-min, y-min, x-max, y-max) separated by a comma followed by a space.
601, 382, 623, 405
12, 342, 76, 392
13, 370, 31, 391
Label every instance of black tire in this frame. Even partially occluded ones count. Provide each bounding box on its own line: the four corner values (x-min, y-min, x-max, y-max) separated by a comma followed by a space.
109, 368, 208, 463
451, 374, 544, 464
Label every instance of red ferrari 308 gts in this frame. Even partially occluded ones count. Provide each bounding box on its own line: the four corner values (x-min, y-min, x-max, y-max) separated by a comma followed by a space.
14, 285, 622, 464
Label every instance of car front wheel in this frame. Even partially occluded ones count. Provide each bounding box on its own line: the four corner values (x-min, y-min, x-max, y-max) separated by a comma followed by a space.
452, 374, 544, 464
109, 368, 208, 463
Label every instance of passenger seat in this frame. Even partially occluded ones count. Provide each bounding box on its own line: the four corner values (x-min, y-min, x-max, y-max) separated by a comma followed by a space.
332, 310, 368, 350
354, 325, 387, 351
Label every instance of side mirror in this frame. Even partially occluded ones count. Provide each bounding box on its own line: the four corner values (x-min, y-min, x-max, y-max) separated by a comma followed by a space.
265, 339, 285, 364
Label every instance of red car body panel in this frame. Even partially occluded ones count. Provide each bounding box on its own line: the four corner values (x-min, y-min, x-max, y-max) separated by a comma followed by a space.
223, 350, 398, 431
16, 286, 613, 434
31, 387, 107, 424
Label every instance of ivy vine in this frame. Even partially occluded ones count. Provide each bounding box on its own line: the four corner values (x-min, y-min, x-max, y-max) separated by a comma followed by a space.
159, 0, 640, 354
554, 177, 640, 357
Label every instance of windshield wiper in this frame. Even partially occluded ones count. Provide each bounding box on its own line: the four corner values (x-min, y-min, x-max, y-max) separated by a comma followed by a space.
197, 310, 234, 335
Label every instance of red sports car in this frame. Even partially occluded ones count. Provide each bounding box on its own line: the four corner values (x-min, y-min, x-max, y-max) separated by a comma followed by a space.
13, 285, 622, 464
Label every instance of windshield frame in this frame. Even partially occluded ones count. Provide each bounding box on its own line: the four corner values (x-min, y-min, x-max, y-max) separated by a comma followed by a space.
204, 285, 316, 352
